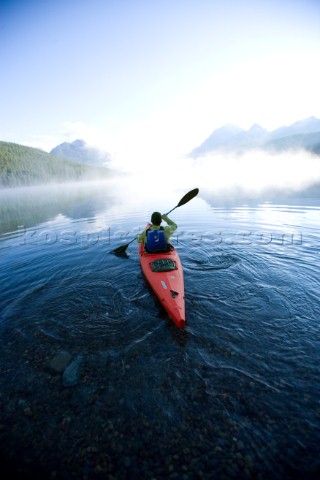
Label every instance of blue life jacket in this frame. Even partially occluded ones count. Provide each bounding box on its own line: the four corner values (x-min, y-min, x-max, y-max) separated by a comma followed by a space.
146, 228, 168, 252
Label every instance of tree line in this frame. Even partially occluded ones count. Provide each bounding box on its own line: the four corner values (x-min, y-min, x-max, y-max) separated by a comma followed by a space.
0, 141, 110, 188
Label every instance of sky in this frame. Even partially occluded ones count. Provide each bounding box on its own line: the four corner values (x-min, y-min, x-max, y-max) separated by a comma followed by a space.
1, 0, 320, 169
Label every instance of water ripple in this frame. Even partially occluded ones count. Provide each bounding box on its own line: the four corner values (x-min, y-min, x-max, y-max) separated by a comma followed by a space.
184, 246, 240, 271
1, 191, 320, 480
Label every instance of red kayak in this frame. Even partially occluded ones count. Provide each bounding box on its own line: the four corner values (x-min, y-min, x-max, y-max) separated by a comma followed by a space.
139, 241, 186, 329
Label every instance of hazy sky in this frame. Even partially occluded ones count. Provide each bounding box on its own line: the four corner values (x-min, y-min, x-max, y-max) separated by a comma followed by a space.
1, 0, 320, 165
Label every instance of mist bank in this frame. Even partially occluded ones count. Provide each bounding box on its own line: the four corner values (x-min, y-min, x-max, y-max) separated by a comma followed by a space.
122, 148, 320, 208
188, 149, 320, 206
1, 148, 320, 236
2, 138, 320, 203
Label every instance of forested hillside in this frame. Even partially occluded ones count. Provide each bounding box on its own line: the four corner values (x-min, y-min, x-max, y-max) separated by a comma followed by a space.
0, 141, 111, 187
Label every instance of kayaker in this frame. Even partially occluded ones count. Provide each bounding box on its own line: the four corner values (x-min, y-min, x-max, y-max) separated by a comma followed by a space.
137, 211, 177, 253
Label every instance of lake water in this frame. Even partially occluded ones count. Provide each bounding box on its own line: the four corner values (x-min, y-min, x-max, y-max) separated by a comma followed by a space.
0, 180, 320, 480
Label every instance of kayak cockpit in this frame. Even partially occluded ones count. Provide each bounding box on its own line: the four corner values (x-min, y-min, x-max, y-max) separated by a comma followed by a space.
150, 258, 177, 272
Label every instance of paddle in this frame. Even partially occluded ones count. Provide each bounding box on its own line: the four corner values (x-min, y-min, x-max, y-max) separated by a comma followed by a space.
111, 188, 199, 255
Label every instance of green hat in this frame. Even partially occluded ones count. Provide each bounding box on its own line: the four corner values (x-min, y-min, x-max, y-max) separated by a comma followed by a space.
151, 212, 162, 225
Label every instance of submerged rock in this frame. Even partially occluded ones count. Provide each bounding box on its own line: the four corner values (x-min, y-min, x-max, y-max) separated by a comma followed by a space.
62, 355, 83, 387
48, 351, 72, 373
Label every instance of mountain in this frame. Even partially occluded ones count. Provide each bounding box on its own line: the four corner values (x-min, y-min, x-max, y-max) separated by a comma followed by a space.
190, 124, 244, 157
189, 117, 320, 157
265, 132, 320, 154
50, 139, 111, 167
0, 141, 112, 188
268, 116, 320, 140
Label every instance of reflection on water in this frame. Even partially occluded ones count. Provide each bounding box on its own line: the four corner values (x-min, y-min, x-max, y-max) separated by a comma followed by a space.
0, 182, 320, 479
0, 180, 120, 234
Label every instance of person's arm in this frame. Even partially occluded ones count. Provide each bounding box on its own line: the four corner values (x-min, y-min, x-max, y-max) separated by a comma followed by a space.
137, 230, 146, 243
162, 214, 177, 241
137, 222, 152, 243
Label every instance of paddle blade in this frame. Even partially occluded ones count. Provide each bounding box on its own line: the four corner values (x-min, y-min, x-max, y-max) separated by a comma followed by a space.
177, 188, 199, 207
111, 243, 130, 255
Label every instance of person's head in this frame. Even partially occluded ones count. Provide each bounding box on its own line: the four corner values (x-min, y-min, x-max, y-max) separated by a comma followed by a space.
151, 211, 162, 225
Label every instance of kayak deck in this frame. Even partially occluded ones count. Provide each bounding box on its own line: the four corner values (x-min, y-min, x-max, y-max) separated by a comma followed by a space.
139, 242, 186, 329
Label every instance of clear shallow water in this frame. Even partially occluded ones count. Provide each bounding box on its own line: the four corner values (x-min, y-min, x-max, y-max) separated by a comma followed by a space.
0, 182, 320, 479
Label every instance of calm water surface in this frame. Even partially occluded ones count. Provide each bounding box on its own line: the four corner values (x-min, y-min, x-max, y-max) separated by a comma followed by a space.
0, 182, 320, 480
